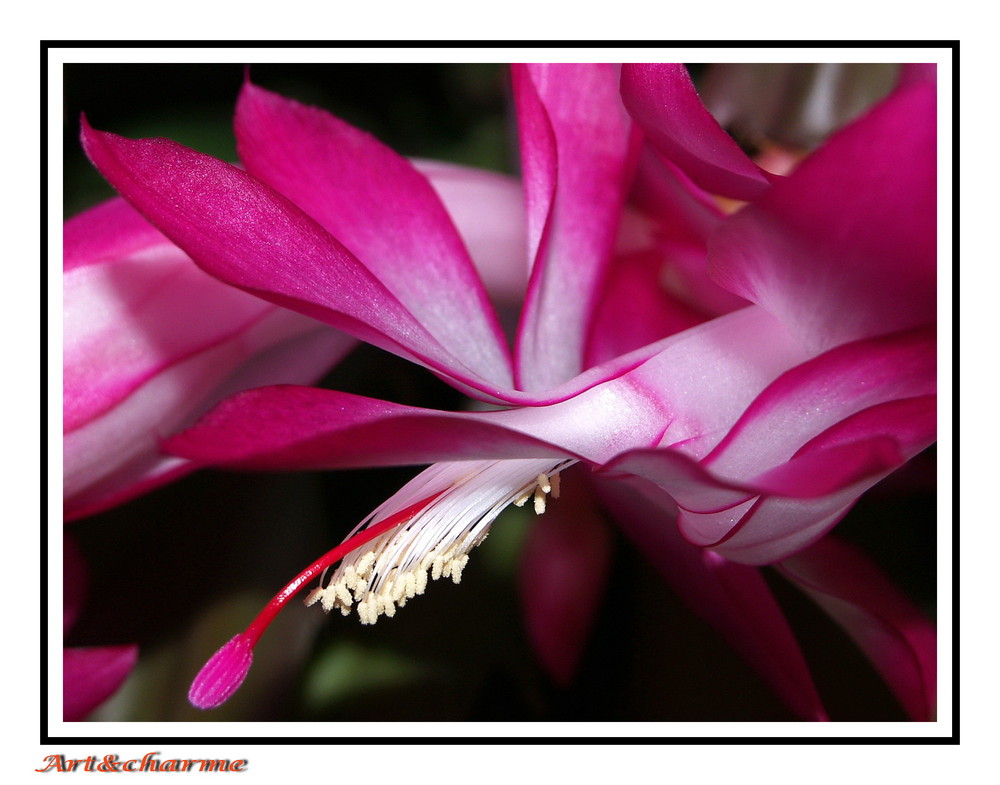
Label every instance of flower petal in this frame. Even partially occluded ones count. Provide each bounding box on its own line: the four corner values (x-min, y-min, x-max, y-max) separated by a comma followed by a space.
778, 536, 936, 721
79, 120, 507, 400
519, 475, 613, 686
64, 196, 169, 273
598, 478, 827, 721
63, 645, 138, 721
65, 309, 353, 519
63, 208, 275, 432
620, 64, 774, 201
414, 158, 528, 306
513, 63, 640, 390
602, 433, 908, 518
164, 370, 676, 471
529, 302, 802, 415
586, 248, 707, 366
627, 306, 812, 458
682, 395, 936, 564
708, 81, 936, 351
64, 196, 358, 519
235, 82, 512, 386
165, 386, 573, 470
629, 148, 747, 316
702, 327, 936, 480
600, 328, 935, 563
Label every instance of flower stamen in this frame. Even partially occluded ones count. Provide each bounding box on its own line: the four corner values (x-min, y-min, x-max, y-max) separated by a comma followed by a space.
188, 458, 574, 709
311, 459, 573, 625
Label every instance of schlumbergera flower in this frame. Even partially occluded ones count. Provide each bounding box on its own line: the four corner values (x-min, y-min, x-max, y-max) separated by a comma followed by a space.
79, 63, 937, 720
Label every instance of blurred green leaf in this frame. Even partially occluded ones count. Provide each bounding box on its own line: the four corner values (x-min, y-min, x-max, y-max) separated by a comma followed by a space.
301, 640, 427, 712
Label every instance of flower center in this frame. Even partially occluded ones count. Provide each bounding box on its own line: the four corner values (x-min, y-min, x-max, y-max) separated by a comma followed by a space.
188, 457, 574, 709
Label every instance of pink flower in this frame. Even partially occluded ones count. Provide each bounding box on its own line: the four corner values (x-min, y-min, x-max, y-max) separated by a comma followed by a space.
79, 64, 936, 719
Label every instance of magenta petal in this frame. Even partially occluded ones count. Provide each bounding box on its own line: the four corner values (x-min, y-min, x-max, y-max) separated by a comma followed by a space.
63, 195, 356, 519
513, 303, 803, 416
64, 303, 353, 517
627, 148, 747, 316
598, 479, 827, 721
79, 121, 505, 399
603, 328, 935, 563
778, 537, 936, 721
519, 476, 613, 686
165, 386, 573, 470
710, 401, 935, 565
63, 208, 276, 433
510, 304, 808, 458
675, 420, 933, 564
64, 196, 170, 273
510, 63, 556, 290
63, 645, 138, 721
749, 437, 904, 497
703, 327, 936, 481
513, 64, 640, 390
689, 410, 936, 565
691, 334, 936, 561
603, 433, 907, 517
620, 64, 773, 201
709, 81, 936, 351
586, 248, 707, 365
585, 147, 728, 366
235, 83, 512, 385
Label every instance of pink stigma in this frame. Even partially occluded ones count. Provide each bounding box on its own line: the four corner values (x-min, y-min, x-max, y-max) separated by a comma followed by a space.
187, 490, 444, 709
188, 634, 253, 710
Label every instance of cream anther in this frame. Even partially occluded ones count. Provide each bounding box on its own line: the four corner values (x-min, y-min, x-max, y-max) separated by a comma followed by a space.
304, 587, 324, 607
533, 485, 546, 514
